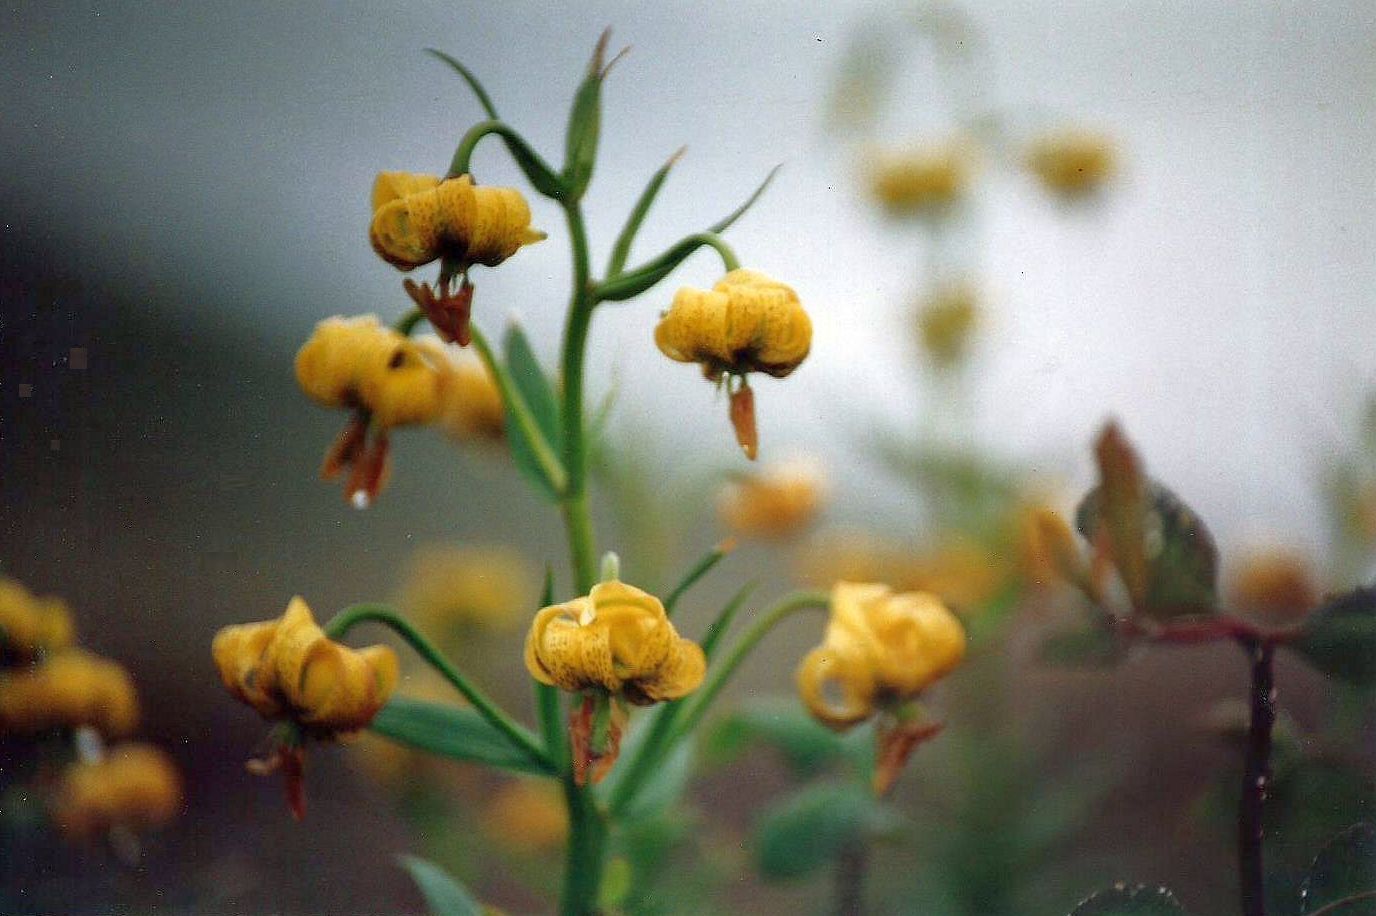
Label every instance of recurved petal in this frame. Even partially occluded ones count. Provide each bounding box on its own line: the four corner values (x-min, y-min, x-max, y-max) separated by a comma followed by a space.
631, 637, 706, 704
370, 192, 443, 270
870, 591, 967, 696
211, 619, 283, 717
796, 641, 876, 731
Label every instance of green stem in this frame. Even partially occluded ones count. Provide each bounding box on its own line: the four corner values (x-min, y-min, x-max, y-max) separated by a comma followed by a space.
605, 701, 682, 818
667, 590, 829, 753
469, 324, 570, 495
392, 307, 425, 337
323, 604, 551, 771
558, 200, 599, 592
447, 119, 559, 186
560, 771, 607, 916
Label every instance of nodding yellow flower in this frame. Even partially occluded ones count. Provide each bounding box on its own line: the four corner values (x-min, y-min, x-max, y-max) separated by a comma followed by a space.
797, 583, 965, 732
866, 139, 973, 217
523, 580, 705, 706
398, 544, 532, 639
294, 315, 455, 506
0, 649, 139, 739
439, 357, 507, 442
1228, 549, 1319, 625
483, 779, 569, 853
213, 597, 398, 735
718, 459, 826, 540
654, 269, 812, 460
1025, 129, 1116, 197
917, 283, 980, 370
369, 172, 546, 272
0, 578, 75, 662
52, 743, 181, 838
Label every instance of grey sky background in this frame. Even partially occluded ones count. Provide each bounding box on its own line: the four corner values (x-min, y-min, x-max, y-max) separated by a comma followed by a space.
5, 0, 1375, 563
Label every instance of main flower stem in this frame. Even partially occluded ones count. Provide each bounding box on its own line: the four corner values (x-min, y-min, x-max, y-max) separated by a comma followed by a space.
323, 604, 550, 771
556, 197, 606, 916
1238, 638, 1276, 916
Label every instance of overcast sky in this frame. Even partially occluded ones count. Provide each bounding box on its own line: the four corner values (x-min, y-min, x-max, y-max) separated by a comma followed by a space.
5, 0, 1375, 561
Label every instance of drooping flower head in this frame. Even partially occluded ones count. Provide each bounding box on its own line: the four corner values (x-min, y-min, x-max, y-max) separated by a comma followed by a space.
866, 138, 974, 218
718, 458, 826, 540
797, 582, 966, 794
654, 269, 812, 460
212, 597, 398, 817
294, 314, 454, 506
1025, 129, 1116, 198
52, 743, 182, 839
0, 649, 138, 739
524, 579, 706, 784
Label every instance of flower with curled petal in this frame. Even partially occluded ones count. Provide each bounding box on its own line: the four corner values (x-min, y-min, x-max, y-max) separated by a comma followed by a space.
370, 172, 546, 272
212, 597, 398, 818
294, 314, 454, 507
524, 579, 705, 783
797, 582, 966, 794
654, 269, 812, 460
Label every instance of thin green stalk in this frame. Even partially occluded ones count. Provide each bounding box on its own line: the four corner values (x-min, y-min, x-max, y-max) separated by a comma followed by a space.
667, 590, 829, 749
447, 119, 559, 185
469, 324, 570, 495
663, 540, 733, 617
605, 701, 682, 817
392, 307, 425, 337
324, 604, 551, 770
558, 200, 599, 592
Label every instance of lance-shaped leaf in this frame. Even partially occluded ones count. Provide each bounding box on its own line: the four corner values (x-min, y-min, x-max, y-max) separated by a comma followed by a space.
370, 697, 556, 776
1076, 424, 1218, 619
426, 49, 500, 119
1292, 587, 1376, 686
399, 856, 483, 916
1299, 823, 1376, 914
606, 148, 685, 278
502, 324, 565, 501
563, 29, 625, 201
1068, 885, 1188, 915
595, 166, 780, 303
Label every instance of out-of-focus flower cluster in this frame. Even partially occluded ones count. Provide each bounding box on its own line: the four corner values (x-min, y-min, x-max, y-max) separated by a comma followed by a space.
0, 576, 181, 843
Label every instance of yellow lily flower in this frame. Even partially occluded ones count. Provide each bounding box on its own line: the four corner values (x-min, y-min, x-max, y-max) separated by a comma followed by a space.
0, 649, 138, 739
52, 743, 181, 839
0, 577, 75, 661
370, 172, 545, 272
866, 138, 973, 218
1025, 129, 1116, 197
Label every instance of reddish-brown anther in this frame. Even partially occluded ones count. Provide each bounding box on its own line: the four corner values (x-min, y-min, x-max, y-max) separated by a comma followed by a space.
729, 382, 758, 461
404, 276, 474, 348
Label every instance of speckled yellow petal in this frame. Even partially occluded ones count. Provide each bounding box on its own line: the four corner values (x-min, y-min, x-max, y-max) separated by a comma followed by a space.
211, 619, 282, 718
630, 638, 706, 704
372, 171, 442, 212
357, 334, 449, 428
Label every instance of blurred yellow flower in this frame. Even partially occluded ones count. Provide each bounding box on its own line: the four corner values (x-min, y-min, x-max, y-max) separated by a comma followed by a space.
654, 269, 811, 459
798, 532, 1010, 613
52, 743, 181, 838
1228, 549, 1319, 625
917, 282, 980, 370
866, 139, 973, 217
295, 315, 451, 429
523, 580, 705, 706
483, 779, 569, 853
398, 544, 532, 637
295, 315, 456, 506
1025, 129, 1116, 197
1017, 505, 1082, 590
718, 459, 826, 540
212, 596, 398, 735
0, 578, 75, 661
0, 649, 138, 738
797, 582, 966, 732
439, 357, 507, 442
370, 172, 545, 272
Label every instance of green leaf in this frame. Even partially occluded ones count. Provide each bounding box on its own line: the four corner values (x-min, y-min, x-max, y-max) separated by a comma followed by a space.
754, 781, 897, 881
1077, 480, 1218, 619
1292, 588, 1376, 687
607, 149, 683, 277
699, 584, 755, 661
599, 726, 696, 822
370, 697, 556, 776
563, 30, 619, 200
398, 855, 483, 916
502, 323, 563, 501
1039, 624, 1127, 668
708, 164, 781, 234
1300, 823, 1376, 914
425, 49, 500, 120
704, 699, 849, 777
1068, 884, 1187, 915
663, 541, 733, 617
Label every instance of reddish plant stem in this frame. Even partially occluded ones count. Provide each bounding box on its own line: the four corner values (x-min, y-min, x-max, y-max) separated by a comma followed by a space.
1237, 638, 1275, 916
